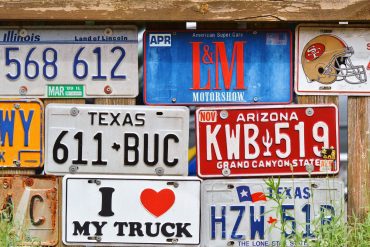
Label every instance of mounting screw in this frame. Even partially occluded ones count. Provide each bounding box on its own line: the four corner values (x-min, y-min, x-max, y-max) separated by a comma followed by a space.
220, 110, 228, 119
13, 103, 20, 109
104, 85, 112, 94
306, 107, 314, 116
155, 167, 164, 176
253, 96, 259, 102
252, 31, 257, 35
171, 98, 177, 103
70, 107, 79, 116
3, 181, 9, 189
19, 86, 27, 95
25, 178, 34, 187
167, 181, 179, 188
305, 163, 314, 173
69, 165, 78, 174
227, 240, 235, 246
222, 168, 231, 176
104, 28, 113, 36
19, 29, 27, 37
13, 160, 21, 167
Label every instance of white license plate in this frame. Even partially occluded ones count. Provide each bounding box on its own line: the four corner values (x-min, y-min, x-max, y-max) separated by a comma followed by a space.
0, 26, 138, 98
45, 104, 189, 175
62, 175, 201, 246
201, 178, 344, 247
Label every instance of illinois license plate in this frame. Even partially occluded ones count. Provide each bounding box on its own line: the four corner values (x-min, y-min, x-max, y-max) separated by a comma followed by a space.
0, 26, 138, 98
201, 178, 344, 247
144, 30, 292, 105
295, 25, 370, 95
0, 99, 43, 168
45, 104, 189, 175
0, 176, 58, 246
62, 175, 201, 246
196, 105, 339, 177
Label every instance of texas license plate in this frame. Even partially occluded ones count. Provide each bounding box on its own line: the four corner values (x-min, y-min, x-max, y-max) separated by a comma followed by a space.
0, 176, 58, 246
0, 99, 43, 168
295, 25, 370, 95
144, 30, 292, 105
62, 175, 201, 246
196, 105, 339, 177
45, 104, 189, 175
201, 178, 344, 247
0, 26, 138, 98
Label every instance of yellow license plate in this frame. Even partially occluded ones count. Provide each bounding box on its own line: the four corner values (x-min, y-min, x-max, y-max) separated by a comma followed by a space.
0, 99, 43, 168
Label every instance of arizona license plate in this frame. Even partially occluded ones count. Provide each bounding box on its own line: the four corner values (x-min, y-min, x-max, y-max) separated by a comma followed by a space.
144, 30, 292, 105
45, 104, 189, 175
295, 25, 370, 95
62, 175, 201, 246
196, 105, 339, 177
202, 178, 344, 247
0, 176, 58, 246
0, 26, 138, 98
0, 99, 43, 168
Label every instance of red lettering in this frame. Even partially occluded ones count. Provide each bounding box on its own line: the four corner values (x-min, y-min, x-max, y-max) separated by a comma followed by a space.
214, 41, 246, 90
191, 41, 246, 90
191, 42, 211, 90
199, 111, 217, 122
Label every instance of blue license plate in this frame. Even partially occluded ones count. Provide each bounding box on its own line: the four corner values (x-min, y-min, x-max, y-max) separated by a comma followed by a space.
144, 30, 292, 105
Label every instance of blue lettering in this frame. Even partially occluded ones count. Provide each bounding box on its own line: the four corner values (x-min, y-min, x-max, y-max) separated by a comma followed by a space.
303, 187, 310, 199
230, 206, 245, 239
294, 187, 302, 199
211, 206, 226, 239
320, 205, 335, 225
19, 110, 34, 146
282, 205, 295, 237
0, 110, 15, 146
150, 36, 158, 45
250, 206, 264, 240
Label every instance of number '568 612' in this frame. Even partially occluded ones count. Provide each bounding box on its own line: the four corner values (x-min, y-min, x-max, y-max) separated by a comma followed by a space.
4, 46, 126, 80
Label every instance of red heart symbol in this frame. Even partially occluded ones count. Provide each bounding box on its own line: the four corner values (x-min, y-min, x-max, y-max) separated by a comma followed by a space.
140, 188, 175, 217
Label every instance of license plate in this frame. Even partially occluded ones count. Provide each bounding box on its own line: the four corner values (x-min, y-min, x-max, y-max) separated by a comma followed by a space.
0, 26, 138, 98
144, 30, 292, 105
295, 25, 370, 95
62, 175, 201, 246
45, 104, 189, 175
201, 178, 344, 247
0, 176, 58, 246
196, 105, 339, 177
0, 99, 43, 168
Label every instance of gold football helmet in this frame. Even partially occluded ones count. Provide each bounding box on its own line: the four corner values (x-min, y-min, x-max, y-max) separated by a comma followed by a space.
301, 34, 366, 84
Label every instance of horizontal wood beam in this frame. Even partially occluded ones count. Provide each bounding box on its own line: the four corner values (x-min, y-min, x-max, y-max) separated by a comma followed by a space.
0, 0, 368, 22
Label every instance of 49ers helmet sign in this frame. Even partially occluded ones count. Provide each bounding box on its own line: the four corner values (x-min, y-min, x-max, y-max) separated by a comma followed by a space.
295, 25, 370, 95
196, 105, 339, 178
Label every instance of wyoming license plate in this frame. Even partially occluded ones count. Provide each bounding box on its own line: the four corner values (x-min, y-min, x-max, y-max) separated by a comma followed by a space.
0, 99, 43, 168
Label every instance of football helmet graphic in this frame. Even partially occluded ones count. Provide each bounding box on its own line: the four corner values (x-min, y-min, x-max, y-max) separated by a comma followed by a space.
301, 34, 366, 84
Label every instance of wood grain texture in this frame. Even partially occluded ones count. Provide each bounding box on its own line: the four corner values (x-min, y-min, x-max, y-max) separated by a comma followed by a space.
0, 0, 368, 21
95, 98, 136, 105
297, 95, 339, 105
347, 97, 370, 219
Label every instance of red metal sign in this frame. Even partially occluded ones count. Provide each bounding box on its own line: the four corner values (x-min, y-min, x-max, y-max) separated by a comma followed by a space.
196, 105, 339, 178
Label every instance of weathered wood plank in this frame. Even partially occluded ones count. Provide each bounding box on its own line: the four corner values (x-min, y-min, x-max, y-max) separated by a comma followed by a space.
0, 0, 368, 22
347, 97, 370, 219
297, 95, 339, 105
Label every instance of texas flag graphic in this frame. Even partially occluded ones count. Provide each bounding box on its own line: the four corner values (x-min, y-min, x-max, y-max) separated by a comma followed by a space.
236, 186, 267, 203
